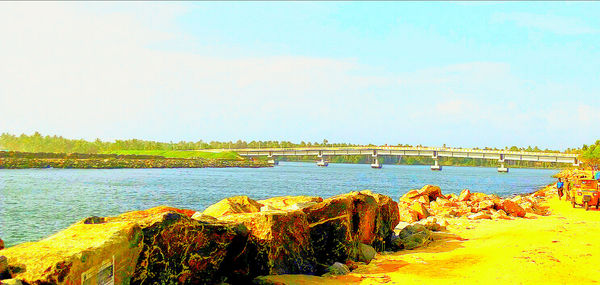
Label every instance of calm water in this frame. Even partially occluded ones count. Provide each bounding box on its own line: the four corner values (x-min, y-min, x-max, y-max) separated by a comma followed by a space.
0, 162, 558, 247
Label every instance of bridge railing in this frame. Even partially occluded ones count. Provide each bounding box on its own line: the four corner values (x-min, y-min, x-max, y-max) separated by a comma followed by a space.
225, 146, 578, 158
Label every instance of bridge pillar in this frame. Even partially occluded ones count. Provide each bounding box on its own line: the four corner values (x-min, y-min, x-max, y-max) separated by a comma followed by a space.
573, 158, 579, 167
497, 161, 508, 172
317, 151, 328, 167
371, 151, 382, 169
430, 151, 442, 171
497, 155, 508, 172
267, 153, 278, 166
317, 157, 328, 167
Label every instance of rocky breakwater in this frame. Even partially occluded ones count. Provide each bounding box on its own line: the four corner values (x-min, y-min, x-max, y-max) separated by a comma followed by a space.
0, 153, 270, 169
397, 185, 550, 226
0, 191, 404, 284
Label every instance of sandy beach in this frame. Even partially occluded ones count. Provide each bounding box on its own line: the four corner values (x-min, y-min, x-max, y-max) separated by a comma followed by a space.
261, 189, 600, 284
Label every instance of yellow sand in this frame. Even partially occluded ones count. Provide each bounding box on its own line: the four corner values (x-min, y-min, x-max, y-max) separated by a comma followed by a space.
264, 196, 600, 284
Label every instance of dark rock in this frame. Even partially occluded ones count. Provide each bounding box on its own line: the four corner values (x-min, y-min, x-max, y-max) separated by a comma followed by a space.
300, 191, 401, 270
389, 235, 405, 251
0, 256, 9, 279
357, 243, 376, 264
309, 215, 355, 269
324, 262, 350, 276
499, 200, 526, 217
128, 210, 249, 285
398, 224, 432, 250
304, 191, 400, 253
0, 279, 23, 285
82, 216, 105, 224
366, 191, 400, 251
219, 210, 316, 277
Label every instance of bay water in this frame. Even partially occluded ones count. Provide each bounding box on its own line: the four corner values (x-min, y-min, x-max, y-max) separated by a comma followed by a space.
0, 162, 558, 247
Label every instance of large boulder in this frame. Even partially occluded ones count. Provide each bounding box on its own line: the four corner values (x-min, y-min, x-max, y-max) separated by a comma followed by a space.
203, 196, 263, 218
308, 215, 354, 269
397, 224, 432, 250
305, 191, 400, 249
125, 210, 249, 284
398, 205, 420, 223
400, 185, 442, 202
499, 200, 526, 217
0, 215, 144, 284
357, 243, 376, 264
258, 196, 323, 211
302, 191, 399, 264
409, 202, 430, 220
303, 192, 379, 245
1, 206, 250, 285
323, 262, 350, 276
218, 210, 316, 276
362, 191, 400, 251
419, 185, 443, 200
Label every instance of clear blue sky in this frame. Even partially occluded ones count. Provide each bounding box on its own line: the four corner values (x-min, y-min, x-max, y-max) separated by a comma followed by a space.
0, 2, 598, 149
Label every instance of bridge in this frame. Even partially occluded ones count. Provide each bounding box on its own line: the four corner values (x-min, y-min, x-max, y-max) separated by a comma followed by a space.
231, 147, 579, 172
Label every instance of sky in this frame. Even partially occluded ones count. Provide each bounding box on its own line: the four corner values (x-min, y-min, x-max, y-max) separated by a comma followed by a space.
0, 2, 599, 150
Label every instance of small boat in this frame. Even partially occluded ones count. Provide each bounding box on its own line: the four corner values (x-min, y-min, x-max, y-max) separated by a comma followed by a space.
316, 160, 329, 167
267, 159, 278, 165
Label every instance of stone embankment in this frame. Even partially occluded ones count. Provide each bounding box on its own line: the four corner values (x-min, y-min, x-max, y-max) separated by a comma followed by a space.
0, 185, 554, 284
0, 151, 269, 169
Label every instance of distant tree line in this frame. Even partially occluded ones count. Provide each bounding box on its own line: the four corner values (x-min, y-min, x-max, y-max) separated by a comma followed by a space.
579, 140, 600, 169
0, 132, 583, 159
0, 133, 364, 153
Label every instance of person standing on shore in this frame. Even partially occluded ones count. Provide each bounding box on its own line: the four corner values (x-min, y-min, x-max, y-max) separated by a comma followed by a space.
557, 178, 564, 200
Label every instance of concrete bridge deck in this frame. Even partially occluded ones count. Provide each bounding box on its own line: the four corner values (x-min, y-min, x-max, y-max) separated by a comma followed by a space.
229, 147, 578, 171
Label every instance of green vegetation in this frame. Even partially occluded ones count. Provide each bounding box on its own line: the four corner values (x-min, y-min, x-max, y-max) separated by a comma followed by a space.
0, 132, 574, 153
102, 150, 243, 160
0, 133, 362, 153
579, 140, 600, 168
